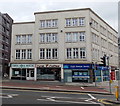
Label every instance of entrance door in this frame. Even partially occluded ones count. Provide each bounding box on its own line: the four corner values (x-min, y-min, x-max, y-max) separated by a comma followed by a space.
26, 70, 34, 80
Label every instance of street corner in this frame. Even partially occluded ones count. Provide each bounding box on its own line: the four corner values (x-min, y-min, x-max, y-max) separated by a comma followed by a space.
98, 99, 120, 106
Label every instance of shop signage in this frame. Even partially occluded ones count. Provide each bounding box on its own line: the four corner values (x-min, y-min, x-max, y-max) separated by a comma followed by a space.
72, 75, 90, 78
63, 64, 91, 69
11, 64, 35, 68
36, 64, 61, 68
97, 66, 109, 70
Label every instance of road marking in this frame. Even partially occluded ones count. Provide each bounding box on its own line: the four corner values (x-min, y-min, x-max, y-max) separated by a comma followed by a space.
47, 97, 56, 101
37, 98, 95, 104
88, 94, 96, 100
81, 87, 84, 89
98, 99, 112, 105
2, 88, 86, 95
0, 93, 19, 99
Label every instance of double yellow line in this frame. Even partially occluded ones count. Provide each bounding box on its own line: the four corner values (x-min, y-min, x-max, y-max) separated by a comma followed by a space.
98, 99, 112, 105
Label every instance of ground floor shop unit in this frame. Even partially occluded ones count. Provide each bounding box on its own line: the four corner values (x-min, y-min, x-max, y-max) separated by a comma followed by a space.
10, 64, 62, 81
9, 63, 118, 83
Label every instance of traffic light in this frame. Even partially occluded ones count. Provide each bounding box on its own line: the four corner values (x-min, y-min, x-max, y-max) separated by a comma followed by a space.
100, 55, 106, 66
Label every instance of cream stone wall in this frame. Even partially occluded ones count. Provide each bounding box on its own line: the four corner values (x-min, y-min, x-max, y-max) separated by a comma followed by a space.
11, 22, 35, 63
11, 8, 118, 67
34, 9, 92, 64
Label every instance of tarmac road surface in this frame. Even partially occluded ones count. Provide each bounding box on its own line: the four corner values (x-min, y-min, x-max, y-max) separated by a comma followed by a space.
0, 89, 115, 106
2, 88, 104, 105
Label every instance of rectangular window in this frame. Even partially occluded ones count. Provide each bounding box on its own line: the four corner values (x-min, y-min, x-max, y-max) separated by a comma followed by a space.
46, 49, 51, 59
46, 33, 51, 42
73, 48, 78, 59
40, 33, 45, 43
51, 33, 57, 42
67, 48, 72, 59
46, 20, 51, 28
66, 32, 72, 42
22, 35, 26, 44
27, 34, 32, 44
16, 35, 21, 44
52, 49, 58, 59
72, 18, 78, 26
79, 18, 85, 26
40, 48, 45, 59
66, 18, 71, 27
16, 50, 20, 59
80, 32, 85, 41
80, 48, 86, 58
21, 49, 26, 59
40, 20, 45, 28
27, 49, 32, 59
72, 32, 78, 42
52, 19, 58, 27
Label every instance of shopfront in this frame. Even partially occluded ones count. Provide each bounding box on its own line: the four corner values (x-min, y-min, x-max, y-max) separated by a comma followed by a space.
110, 66, 118, 80
63, 64, 91, 83
10, 64, 35, 80
36, 64, 61, 81
96, 66, 109, 82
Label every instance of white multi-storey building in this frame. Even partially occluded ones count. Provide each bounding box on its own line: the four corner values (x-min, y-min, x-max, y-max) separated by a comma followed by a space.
10, 8, 118, 83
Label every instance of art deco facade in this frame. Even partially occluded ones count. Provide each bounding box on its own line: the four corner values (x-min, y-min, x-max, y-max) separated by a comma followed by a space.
10, 8, 118, 83
0, 12, 13, 77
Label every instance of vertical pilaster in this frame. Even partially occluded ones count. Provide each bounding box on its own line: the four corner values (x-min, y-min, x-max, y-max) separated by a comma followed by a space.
34, 67, 37, 81
9, 67, 12, 79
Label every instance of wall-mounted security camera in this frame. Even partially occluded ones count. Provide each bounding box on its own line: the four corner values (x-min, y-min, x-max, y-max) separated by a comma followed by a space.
89, 22, 92, 25
60, 29, 63, 32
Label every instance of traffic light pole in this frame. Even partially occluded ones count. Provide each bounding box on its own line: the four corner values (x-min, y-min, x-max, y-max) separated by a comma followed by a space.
94, 62, 97, 87
107, 56, 112, 94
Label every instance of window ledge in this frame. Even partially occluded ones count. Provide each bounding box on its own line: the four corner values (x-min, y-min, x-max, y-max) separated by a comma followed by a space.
39, 27, 58, 30
64, 26, 85, 28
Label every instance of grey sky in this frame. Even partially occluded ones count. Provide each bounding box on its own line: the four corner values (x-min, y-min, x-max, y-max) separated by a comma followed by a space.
0, 0, 119, 31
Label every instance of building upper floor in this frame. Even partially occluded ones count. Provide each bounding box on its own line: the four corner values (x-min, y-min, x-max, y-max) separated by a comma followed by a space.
11, 8, 118, 67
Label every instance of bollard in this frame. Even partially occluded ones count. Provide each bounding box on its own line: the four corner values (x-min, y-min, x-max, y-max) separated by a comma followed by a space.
115, 86, 119, 101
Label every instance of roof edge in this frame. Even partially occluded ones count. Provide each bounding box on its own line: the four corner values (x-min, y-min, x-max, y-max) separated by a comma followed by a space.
13, 21, 35, 24
34, 8, 91, 15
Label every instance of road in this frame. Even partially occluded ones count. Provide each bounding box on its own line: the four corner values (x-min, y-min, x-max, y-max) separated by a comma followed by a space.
1, 88, 115, 105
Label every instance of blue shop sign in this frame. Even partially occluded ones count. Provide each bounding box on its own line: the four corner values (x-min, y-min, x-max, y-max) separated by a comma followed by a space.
97, 66, 109, 70
63, 64, 91, 69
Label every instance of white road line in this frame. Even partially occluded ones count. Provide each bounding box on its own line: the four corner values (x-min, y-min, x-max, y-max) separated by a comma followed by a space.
42, 96, 72, 99
47, 97, 56, 101
81, 87, 84, 89
37, 98, 94, 104
88, 94, 96, 100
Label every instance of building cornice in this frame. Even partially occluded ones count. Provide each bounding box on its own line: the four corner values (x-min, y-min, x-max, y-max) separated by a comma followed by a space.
13, 21, 35, 25
34, 8, 117, 34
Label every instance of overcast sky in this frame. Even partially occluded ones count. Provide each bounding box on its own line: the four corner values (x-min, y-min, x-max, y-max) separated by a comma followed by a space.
0, 0, 119, 31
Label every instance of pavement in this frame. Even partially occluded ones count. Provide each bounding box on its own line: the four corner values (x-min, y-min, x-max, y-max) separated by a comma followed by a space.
1, 78, 120, 105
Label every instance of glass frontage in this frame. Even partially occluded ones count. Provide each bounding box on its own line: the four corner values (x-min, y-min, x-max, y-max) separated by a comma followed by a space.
37, 68, 61, 81
102, 70, 109, 81
12, 68, 26, 80
72, 70, 89, 82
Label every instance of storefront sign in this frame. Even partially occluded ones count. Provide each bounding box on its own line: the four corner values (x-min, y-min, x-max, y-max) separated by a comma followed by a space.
11, 64, 35, 68
72, 76, 90, 78
36, 64, 61, 68
63, 64, 91, 69
97, 66, 109, 70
